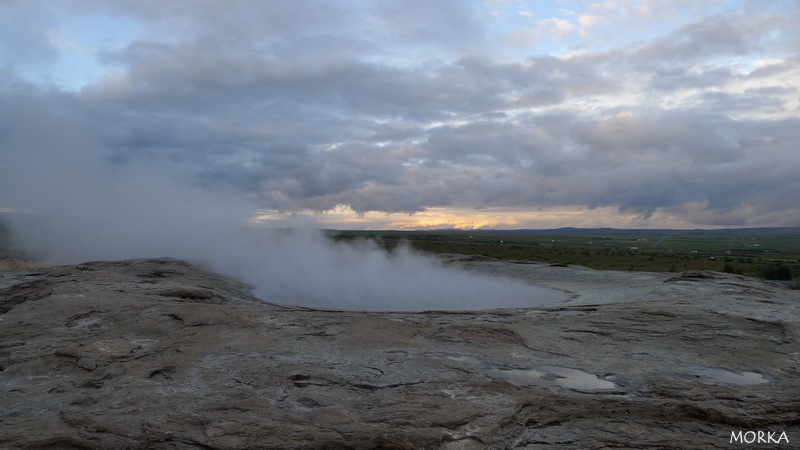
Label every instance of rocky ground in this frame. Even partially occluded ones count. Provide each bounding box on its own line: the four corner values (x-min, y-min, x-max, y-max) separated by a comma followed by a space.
1, 256, 798, 449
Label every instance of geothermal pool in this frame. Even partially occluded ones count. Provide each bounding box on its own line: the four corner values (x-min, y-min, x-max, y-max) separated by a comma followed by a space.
235, 232, 571, 312
263, 279, 568, 312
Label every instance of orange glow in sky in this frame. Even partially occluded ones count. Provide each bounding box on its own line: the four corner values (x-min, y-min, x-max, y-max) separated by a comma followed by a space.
250, 205, 720, 230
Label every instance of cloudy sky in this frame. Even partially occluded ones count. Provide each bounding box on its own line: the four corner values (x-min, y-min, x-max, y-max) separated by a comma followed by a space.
2, 0, 799, 230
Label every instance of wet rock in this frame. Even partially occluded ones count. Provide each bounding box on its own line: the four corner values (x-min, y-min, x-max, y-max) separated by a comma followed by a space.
1, 257, 799, 449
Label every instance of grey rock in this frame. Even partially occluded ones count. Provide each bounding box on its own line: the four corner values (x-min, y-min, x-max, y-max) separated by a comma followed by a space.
1, 257, 798, 449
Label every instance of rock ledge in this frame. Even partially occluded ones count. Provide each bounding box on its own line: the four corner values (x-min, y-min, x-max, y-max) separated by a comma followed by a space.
1, 258, 799, 449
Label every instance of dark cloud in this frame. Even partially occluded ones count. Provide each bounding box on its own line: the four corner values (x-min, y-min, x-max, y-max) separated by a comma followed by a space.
0, 2, 59, 70
1, 1, 799, 228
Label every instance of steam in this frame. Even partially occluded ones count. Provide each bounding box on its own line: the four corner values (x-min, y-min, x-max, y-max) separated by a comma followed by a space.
1, 100, 563, 311
214, 230, 565, 310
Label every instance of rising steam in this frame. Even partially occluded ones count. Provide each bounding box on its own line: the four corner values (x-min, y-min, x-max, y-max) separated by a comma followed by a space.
1, 100, 563, 311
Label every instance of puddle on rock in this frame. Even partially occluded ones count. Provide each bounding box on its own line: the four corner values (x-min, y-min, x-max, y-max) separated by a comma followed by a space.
485, 365, 619, 392
431, 352, 623, 394
545, 366, 618, 390
686, 367, 768, 385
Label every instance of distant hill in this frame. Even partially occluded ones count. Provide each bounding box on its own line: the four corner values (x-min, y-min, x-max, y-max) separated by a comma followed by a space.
429, 227, 800, 236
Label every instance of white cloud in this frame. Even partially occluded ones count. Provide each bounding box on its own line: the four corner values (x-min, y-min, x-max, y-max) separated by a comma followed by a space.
508, 17, 577, 46
578, 14, 604, 29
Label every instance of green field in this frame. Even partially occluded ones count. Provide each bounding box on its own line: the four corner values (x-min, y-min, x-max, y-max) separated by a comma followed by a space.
2, 214, 798, 284
329, 228, 800, 282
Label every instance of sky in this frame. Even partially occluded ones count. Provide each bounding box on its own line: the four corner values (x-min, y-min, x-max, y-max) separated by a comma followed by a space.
2, 0, 800, 230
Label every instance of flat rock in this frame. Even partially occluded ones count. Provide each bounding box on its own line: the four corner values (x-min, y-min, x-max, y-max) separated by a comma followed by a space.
1, 257, 799, 449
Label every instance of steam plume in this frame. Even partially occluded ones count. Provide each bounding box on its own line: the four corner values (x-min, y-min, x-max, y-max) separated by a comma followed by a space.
1, 99, 563, 311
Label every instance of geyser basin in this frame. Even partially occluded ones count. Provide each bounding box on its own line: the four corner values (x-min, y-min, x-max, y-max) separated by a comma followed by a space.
265, 279, 567, 312
236, 231, 569, 311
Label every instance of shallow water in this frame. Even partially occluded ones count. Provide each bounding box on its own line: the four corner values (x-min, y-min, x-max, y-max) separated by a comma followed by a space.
485, 365, 619, 391
436, 353, 621, 393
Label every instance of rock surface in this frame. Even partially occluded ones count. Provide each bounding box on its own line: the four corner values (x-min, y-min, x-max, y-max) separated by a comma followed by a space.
1, 256, 799, 449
